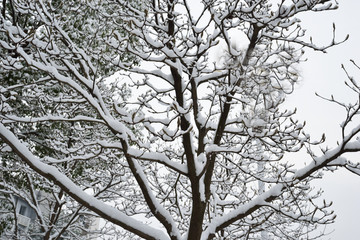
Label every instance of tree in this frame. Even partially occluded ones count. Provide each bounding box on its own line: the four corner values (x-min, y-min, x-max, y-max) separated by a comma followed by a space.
1, 0, 360, 239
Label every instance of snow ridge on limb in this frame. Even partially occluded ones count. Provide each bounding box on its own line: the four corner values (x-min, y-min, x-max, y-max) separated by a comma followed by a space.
0, 123, 170, 240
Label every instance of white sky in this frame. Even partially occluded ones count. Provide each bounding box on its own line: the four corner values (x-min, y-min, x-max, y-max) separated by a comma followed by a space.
283, 2, 360, 239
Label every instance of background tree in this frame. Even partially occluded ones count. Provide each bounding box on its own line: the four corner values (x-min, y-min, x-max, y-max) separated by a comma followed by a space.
1, 0, 360, 240
0, 0, 137, 239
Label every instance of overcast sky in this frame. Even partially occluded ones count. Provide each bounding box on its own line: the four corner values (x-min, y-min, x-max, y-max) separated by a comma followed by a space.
283, 2, 360, 239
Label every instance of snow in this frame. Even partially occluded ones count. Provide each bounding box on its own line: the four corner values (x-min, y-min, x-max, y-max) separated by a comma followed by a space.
199, 175, 206, 202
202, 184, 283, 240
127, 148, 188, 175
1, 115, 104, 124
130, 157, 182, 239
196, 153, 206, 176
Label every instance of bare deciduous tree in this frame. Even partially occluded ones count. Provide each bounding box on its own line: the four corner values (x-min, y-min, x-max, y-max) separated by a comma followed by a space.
1, 0, 360, 239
